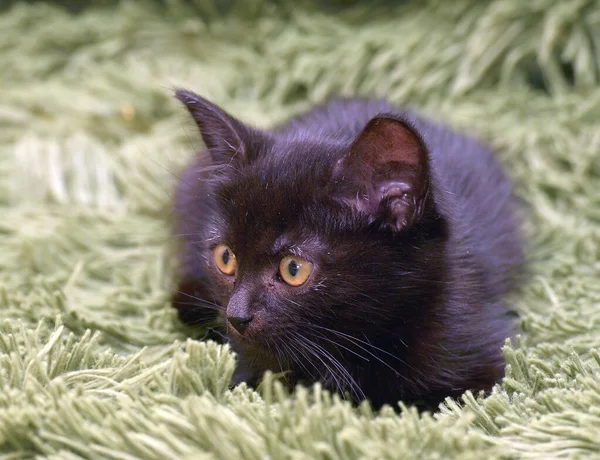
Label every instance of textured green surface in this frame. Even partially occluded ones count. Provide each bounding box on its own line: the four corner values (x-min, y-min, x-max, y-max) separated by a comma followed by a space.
1, 0, 600, 458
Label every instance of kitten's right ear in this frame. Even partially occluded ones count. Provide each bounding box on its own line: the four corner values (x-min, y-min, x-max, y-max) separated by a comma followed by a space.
175, 89, 258, 165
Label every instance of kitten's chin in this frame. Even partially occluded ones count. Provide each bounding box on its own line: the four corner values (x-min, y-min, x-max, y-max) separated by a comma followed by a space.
227, 330, 288, 377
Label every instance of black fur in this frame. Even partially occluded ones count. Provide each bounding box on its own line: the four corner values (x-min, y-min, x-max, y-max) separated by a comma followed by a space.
172, 91, 524, 409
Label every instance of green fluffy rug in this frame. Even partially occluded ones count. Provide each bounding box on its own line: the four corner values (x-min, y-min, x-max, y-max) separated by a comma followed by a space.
2, 0, 599, 458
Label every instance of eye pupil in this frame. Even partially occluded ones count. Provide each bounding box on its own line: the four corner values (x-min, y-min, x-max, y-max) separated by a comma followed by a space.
288, 260, 299, 277
222, 249, 230, 265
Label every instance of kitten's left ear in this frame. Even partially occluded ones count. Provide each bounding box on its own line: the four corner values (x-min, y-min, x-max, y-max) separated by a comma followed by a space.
334, 115, 430, 231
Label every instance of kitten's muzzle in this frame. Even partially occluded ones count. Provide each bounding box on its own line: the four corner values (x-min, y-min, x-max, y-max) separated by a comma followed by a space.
227, 315, 253, 335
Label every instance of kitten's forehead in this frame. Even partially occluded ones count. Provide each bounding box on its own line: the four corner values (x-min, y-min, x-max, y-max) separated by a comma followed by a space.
207, 135, 353, 258
272, 233, 324, 257
212, 159, 335, 252
219, 142, 337, 210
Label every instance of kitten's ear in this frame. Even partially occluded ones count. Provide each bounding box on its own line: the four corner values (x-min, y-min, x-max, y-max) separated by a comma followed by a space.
175, 89, 260, 165
334, 115, 430, 231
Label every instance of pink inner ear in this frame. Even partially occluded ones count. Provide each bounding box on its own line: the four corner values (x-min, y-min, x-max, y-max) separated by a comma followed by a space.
336, 115, 430, 230
352, 117, 422, 168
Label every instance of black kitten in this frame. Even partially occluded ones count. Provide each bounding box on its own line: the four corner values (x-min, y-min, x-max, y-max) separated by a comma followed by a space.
172, 91, 524, 409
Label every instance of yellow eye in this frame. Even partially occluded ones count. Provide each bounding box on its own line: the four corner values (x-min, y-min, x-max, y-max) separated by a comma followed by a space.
279, 256, 313, 287
214, 245, 237, 275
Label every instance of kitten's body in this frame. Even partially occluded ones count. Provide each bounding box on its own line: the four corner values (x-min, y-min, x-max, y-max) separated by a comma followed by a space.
173, 94, 523, 409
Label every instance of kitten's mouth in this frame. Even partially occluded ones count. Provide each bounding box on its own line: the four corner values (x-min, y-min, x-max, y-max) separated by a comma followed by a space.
225, 321, 263, 346
228, 331, 286, 372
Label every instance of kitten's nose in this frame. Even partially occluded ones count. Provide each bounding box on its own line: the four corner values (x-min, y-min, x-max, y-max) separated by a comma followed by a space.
227, 315, 253, 335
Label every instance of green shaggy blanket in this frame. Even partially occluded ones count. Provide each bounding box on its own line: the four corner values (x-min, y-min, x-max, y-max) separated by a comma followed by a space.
1, 1, 599, 458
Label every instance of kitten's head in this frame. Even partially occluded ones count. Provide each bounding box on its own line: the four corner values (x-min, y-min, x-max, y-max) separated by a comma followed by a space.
175, 91, 444, 400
